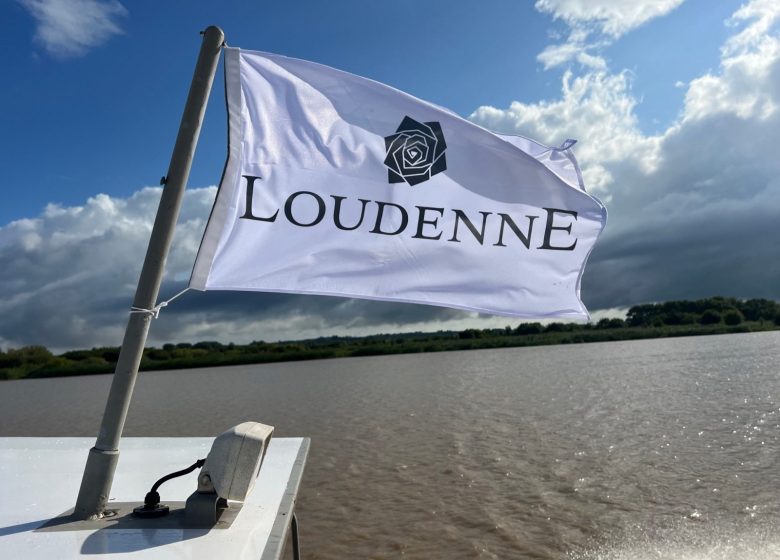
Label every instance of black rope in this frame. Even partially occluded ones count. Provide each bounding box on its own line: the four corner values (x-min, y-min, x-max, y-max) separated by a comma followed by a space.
143, 458, 206, 508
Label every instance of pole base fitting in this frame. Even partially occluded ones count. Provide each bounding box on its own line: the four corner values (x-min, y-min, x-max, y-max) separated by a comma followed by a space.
133, 490, 169, 518
133, 503, 170, 518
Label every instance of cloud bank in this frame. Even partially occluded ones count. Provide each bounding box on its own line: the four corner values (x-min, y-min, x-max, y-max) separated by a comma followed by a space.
19, 0, 127, 58
0, 188, 500, 351
3, 0, 778, 351
472, 0, 780, 310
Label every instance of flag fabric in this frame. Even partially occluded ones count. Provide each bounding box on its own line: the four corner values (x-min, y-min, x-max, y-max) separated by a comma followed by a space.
190, 47, 607, 319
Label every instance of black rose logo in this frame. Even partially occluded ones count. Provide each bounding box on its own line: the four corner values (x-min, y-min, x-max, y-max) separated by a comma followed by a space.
384, 116, 447, 186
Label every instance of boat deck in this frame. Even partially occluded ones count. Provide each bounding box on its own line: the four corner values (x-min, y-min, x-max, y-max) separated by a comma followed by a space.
0, 436, 309, 559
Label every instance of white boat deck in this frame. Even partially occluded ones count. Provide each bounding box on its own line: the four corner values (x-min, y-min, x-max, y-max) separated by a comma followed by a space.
0, 437, 309, 559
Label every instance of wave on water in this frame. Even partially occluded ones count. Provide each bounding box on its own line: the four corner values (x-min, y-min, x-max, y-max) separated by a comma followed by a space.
569, 519, 780, 560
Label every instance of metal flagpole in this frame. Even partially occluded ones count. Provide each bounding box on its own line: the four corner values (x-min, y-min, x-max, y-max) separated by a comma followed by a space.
74, 25, 225, 519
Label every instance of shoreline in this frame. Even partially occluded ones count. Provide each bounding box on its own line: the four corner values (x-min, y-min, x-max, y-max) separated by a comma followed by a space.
3, 321, 778, 381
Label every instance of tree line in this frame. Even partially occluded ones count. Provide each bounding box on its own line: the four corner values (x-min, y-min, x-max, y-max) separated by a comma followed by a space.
1, 297, 778, 380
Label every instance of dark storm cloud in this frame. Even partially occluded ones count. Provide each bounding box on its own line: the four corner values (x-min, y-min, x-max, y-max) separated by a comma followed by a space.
472, 2, 780, 313
583, 108, 780, 309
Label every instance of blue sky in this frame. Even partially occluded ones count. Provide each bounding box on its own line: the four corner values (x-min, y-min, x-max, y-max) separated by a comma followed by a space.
1, 0, 737, 222
2, 0, 779, 350
4, 1, 546, 223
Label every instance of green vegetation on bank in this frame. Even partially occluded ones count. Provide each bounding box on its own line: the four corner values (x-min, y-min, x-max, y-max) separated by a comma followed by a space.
2, 297, 779, 381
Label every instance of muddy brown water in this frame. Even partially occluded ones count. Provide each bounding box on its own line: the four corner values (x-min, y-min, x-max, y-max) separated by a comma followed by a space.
2, 331, 780, 559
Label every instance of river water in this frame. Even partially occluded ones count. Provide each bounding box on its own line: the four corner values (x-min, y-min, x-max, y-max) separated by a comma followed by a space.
2, 331, 780, 559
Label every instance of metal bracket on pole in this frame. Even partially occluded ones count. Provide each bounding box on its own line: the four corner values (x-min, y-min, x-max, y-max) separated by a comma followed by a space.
74, 26, 225, 520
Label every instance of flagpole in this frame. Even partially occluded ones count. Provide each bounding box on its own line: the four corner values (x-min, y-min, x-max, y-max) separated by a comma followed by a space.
74, 25, 225, 519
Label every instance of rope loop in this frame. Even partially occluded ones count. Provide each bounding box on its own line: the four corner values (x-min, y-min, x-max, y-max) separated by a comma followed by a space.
129, 287, 191, 319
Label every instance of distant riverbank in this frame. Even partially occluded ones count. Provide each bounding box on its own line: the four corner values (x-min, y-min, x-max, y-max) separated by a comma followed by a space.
2, 296, 779, 381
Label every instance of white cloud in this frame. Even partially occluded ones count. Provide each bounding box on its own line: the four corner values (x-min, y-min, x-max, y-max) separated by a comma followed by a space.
4, 1, 780, 351
683, 0, 780, 122
19, 0, 127, 58
535, 0, 686, 38
471, 69, 660, 193
534, 0, 685, 69
0, 187, 519, 350
538, 39, 608, 71
472, 0, 780, 309
0, 187, 211, 350
588, 307, 628, 321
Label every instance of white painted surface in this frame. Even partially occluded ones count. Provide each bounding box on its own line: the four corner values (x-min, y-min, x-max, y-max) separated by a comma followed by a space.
0, 437, 306, 558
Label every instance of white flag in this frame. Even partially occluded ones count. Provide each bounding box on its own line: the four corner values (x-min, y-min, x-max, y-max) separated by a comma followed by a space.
190, 47, 607, 319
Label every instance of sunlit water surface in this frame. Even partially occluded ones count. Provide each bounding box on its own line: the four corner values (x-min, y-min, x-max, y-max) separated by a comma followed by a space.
2, 331, 779, 559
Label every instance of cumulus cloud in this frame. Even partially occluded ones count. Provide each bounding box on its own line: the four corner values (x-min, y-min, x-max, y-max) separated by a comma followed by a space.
535, 0, 685, 38
4, 1, 779, 351
0, 187, 203, 350
534, 0, 685, 69
683, 0, 780, 121
0, 188, 518, 351
472, 69, 660, 194
19, 0, 127, 58
472, 0, 780, 309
